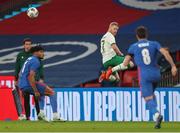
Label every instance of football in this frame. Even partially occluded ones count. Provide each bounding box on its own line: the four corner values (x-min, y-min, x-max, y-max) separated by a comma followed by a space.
27, 7, 39, 18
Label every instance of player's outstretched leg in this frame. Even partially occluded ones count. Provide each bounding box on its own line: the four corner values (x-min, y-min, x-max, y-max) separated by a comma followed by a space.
106, 61, 134, 79
99, 70, 120, 83
99, 71, 106, 83
144, 95, 163, 129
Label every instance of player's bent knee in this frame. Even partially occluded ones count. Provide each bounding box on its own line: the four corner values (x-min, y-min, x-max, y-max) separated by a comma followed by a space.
45, 90, 54, 96
44, 87, 54, 95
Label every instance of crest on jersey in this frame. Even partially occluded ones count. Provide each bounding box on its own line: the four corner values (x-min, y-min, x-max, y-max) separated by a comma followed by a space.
118, 0, 180, 10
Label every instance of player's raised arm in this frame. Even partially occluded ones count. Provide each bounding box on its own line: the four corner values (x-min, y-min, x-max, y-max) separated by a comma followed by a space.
159, 48, 177, 76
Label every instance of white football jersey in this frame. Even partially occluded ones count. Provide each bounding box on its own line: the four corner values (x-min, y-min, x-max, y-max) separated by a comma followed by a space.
100, 32, 116, 63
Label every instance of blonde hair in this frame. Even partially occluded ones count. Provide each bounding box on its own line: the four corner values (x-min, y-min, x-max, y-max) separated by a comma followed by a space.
109, 22, 119, 27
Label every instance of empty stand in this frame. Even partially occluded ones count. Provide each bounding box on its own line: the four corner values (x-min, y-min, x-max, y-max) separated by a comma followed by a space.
0, 0, 150, 34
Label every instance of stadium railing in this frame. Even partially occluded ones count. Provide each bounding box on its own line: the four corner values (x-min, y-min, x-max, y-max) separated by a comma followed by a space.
159, 63, 180, 87
132, 62, 180, 87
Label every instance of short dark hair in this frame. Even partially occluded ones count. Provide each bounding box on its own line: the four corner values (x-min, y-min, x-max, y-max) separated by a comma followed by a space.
136, 26, 148, 39
30, 45, 44, 53
23, 38, 32, 44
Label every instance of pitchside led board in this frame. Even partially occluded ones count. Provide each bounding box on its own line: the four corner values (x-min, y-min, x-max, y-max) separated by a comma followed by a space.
29, 88, 180, 122
0, 76, 180, 121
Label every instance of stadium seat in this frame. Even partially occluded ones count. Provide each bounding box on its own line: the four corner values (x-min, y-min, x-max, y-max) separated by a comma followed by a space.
176, 51, 180, 62
121, 70, 138, 87
83, 83, 101, 88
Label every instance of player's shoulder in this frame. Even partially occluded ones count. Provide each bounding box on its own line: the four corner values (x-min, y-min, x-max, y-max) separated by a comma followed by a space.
148, 40, 160, 45
128, 42, 138, 53
17, 51, 25, 57
29, 56, 39, 62
103, 32, 114, 39
130, 42, 138, 48
148, 40, 161, 48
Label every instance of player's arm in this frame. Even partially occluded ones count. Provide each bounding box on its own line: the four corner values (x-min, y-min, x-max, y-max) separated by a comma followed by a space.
111, 43, 124, 56
35, 63, 44, 82
123, 44, 134, 67
123, 55, 132, 67
159, 48, 177, 76
28, 70, 40, 97
39, 62, 44, 82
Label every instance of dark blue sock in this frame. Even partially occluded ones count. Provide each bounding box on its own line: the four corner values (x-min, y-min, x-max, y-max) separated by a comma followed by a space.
49, 95, 57, 113
146, 98, 158, 115
153, 96, 157, 107
39, 96, 45, 110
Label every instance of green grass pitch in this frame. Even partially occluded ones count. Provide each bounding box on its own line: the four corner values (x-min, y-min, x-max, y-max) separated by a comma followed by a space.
0, 121, 179, 132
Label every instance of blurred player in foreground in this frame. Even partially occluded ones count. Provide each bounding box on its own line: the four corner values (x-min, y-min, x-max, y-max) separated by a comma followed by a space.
99, 22, 134, 82
18, 45, 59, 121
122, 26, 177, 129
